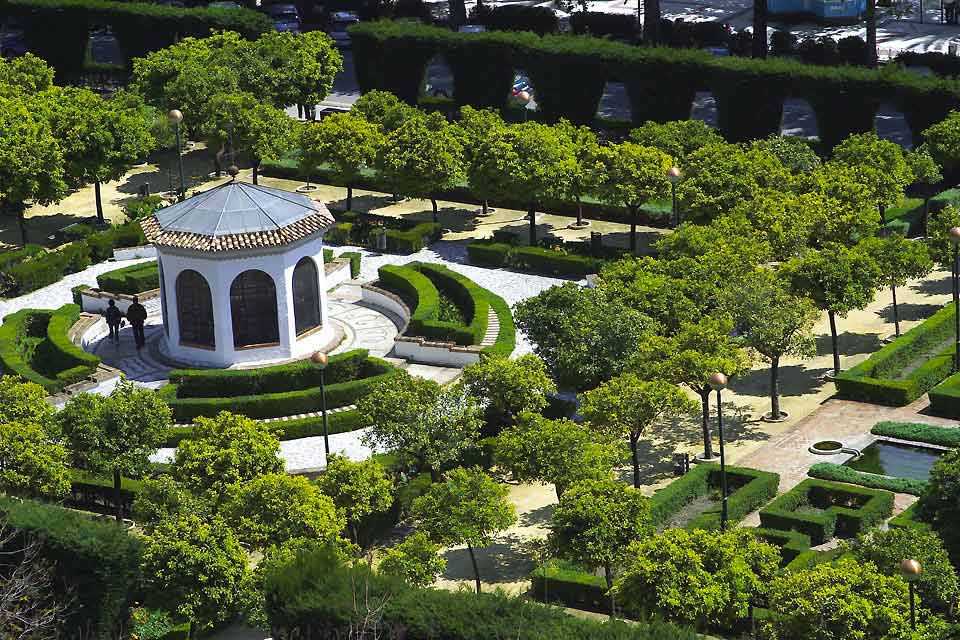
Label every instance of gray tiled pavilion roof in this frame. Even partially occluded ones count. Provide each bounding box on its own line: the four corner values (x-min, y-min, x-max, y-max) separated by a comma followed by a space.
141, 181, 335, 252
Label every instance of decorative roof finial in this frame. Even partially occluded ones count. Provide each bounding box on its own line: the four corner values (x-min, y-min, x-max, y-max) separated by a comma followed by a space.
227, 165, 240, 180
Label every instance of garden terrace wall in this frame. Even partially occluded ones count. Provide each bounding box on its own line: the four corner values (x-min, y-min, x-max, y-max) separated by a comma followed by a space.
164, 350, 398, 422
649, 464, 780, 530
0, 304, 100, 392
348, 20, 960, 146
834, 304, 956, 406
758, 478, 894, 545
1, 0, 270, 76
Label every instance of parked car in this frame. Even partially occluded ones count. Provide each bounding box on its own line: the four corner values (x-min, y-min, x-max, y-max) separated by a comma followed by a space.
328, 11, 359, 47
458, 24, 487, 33
265, 3, 301, 32
0, 18, 27, 58
207, 1, 242, 9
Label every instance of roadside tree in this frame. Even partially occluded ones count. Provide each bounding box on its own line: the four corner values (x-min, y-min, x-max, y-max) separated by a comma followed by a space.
861, 233, 934, 337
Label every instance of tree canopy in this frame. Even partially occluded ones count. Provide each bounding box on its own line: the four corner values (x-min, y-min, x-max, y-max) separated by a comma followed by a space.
460, 354, 555, 430
315, 454, 393, 544
300, 111, 381, 210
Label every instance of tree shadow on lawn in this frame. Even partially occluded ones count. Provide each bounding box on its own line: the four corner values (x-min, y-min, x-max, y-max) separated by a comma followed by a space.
326, 192, 395, 214
875, 301, 944, 324
519, 503, 555, 528
440, 532, 535, 585
592, 228, 660, 256
1, 212, 92, 248
732, 363, 832, 402
815, 331, 883, 358
115, 147, 212, 196
910, 273, 953, 296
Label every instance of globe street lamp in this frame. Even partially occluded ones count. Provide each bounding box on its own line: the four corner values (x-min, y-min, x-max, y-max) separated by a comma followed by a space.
950, 227, 960, 372
667, 167, 682, 228
310, 351, 331, 465
168, 109, 186, 202
708, 371, 729, 532
900, 558, 923, 630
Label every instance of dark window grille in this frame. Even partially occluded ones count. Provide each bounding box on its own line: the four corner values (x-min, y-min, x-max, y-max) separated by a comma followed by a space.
230, 269, 279, 347
292, 257, 322, 336
176, 269, 215, 347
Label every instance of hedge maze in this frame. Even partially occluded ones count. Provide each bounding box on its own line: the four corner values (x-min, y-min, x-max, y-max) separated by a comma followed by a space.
758, 478, 894, 545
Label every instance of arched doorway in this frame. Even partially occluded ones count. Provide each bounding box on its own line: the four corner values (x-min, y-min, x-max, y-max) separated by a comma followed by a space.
230, 269, 279, 348
292, 257, 322, 336
176, 269, 215, 348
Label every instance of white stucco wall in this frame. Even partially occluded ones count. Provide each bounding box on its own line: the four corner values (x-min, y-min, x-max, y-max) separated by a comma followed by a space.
157, 234, 333, 367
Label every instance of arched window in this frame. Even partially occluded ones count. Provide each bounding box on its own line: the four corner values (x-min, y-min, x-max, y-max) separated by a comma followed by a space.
292, 257, 321, 336
230, 269, 279, 348
176, 269, 214, 348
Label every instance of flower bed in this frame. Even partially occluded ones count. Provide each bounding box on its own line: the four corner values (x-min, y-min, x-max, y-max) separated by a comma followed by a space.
649, 464, 780, 530
162, 349, 398, 422
0, 304, 100, 392
834, 304, 956, 406
758, 478, 894, 545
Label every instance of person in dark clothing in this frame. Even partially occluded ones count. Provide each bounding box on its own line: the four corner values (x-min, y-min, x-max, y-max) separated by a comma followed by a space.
105, 299, 123, 346
126, 296, 148, 350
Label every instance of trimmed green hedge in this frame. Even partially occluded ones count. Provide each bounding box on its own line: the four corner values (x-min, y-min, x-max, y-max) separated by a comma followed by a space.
888, 501, 932, 532
2, 0, 270, 76
870, 420, 960, 447
529, 561, 609, 615
758, 478, 894, 545
165, 350, 398, 422
163, 408, 364, 447
808, 462, 928, 496
927, 370, 960, 418
750, 527, 814, 571
0, 497, 141, 636
348, 20, 960, 146
378, 262, 489, 346
96, 260, 159, 295
5, 223, 146, 297
835, 304, 956, 406
0, 304, 100, 392
0, 244, 44, 271
169, 349, 374, 397
481, 288, 516, 357
339, 251, 362, 279
649, 464, 780, 530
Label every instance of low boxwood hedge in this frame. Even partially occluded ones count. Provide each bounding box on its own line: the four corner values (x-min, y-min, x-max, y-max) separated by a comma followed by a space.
169, 349, 376, 398
927, 371, 960, 418
750, 527, 813, 570
508, 245, 601, 278
834, 304, 956, 406
758, 478, 894, 545
888, 501, 932, 532
96, 260, 159, 295
165, 352, 398, 422
529, 561, 609, 615
482, 290, 516, 357
870, 420, 960, 448
649, 464, 780, 530
163, 408, 364, 447
4, 223, 146, 297
0, 243, 44, 271
0, 304, 100, 391
378, 262, 489, 346
807, 462, 928, 496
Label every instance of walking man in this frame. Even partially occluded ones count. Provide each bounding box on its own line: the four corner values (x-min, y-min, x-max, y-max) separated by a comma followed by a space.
126, 295, 147, 351
105, 300, 123, 346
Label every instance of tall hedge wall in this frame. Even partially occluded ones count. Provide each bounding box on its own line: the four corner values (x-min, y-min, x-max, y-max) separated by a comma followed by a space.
0, 498, 141, 637
349, 20, 960, 144
1, 0, 271, 76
